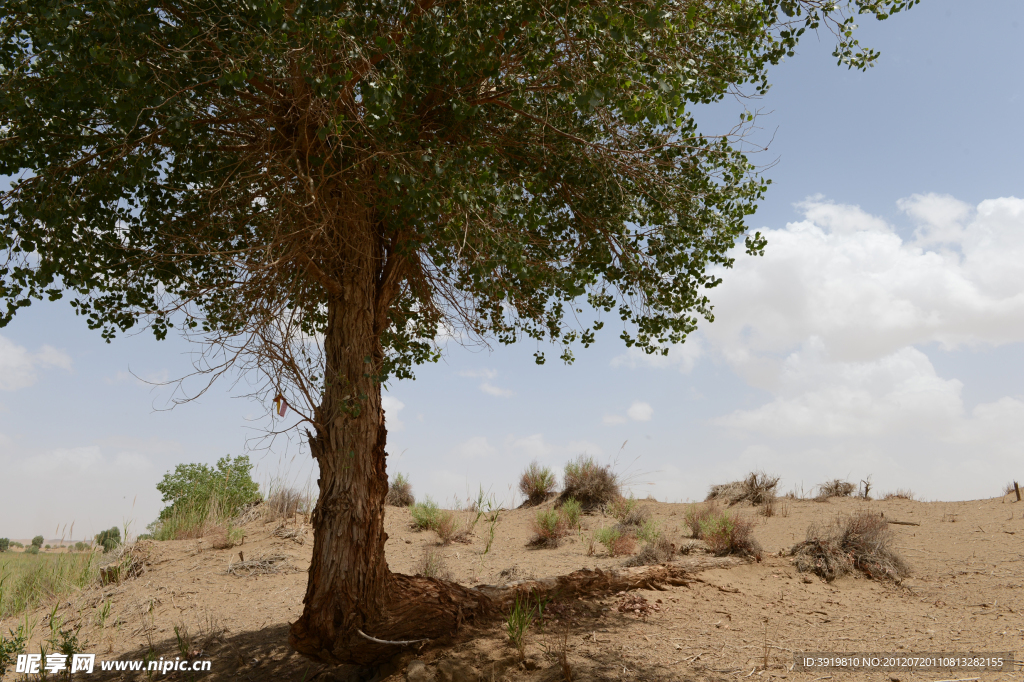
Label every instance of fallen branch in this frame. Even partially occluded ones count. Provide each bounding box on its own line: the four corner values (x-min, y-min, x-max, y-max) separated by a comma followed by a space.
885, 520, 920, 526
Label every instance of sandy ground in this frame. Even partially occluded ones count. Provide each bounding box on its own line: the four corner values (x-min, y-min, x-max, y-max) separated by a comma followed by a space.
2, 493, 1023, 682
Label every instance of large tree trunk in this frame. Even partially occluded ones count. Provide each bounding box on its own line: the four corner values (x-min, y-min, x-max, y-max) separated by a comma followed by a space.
288, 228, 496, 666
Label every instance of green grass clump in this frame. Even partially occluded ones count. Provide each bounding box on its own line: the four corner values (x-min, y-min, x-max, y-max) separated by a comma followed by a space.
558, 497, 582, 531
690, 506, 761, 558
562, 455, 619, 509
635, 519, 661, 544
409, 497, 443, 531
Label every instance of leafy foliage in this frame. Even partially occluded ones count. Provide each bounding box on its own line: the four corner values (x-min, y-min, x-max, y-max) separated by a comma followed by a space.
0, 0, 918, 396
30, 536, 43, 549
155, 455, 261, 522
0, 626, 27, 677
94, 527, 121, 553
0, 539, 8, 553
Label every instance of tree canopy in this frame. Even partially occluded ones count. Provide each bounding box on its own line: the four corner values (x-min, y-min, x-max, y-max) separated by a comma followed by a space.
1, 0, 916, 395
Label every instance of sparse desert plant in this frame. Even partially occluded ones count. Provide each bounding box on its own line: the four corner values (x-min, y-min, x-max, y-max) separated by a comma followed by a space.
506, 594, 537, 660
791, 512, 910, 582
528, 509, 569, 547
432, 510, 470, 546
816, 479, 856, 499
558, 497, 583, 532
1004, 481, 1019, 497
883, 489, 915, 500
607, 493, 651, 527
561, 455, 619, 509
859, 477, 873, 500
519, 461, 557, 506
761, 495, 790, 518
594, 527, 636, 556
634, 519, 661, 544
385, 473, 415, 507
707, 471, 780, 506
263, 481, 310, 520
625, 537, 676, 567
409, 497, 442, 531
417, 548, 451, 580
684, 502, 720, 538
698, 511, 761, 558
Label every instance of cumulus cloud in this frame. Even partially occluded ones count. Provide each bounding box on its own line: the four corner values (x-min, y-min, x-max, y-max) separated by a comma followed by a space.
0, 335, 72, 391
626, 401, 654, 422
382, 395, 405, 431
697, 194, 1024, 501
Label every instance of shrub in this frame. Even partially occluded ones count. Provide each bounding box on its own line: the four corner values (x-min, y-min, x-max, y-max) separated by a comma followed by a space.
263, 482, 308, 520
31, 536, 43, 549
558, 497, 583, 531
433, 510, 470, 546
386, 473, 415, 507
792, 512, 909, 582
594, 527, 635, 556
625, 537, 676, 567
706, 471, 779, 506
519, 461, 557, 506
409, 497, 442, 531
95, 527, 121, 553
683, 502, 720, 538
686, 503, 761, 558
24, 545, 39, 555
608, 494, 650, 527
0, 539, 8, 553
0, 626, 27, 677
156, 455, 261, 523
883, 489, 915, 500
562, 455, 619, 509
529, 509, 568, 547
698, 512, 760, 558
817, 479, 856, 499
634, 519, 661, 544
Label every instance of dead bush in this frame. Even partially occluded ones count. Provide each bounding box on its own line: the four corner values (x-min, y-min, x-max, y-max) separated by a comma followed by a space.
791, 512, 910, 583
883, 489, 915, 500
417, 547, 452, 580
607, 494, 651, 527
706, 471, 780, 506
624, 537, 676, 567
816, 479, 856, 499
683, 501, 720, 538
519, 461, 557, 506
433, 510, 470, 546
385, 473, 415, 507
608, 533, 637, 557
698, 511, 761, 558
561, 455, 619, 509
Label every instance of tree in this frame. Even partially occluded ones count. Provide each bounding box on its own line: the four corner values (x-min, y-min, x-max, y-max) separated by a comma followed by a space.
94, 527, 121, 553
30, 536, 43, 550
155, 455, 261, 521
0, 0, 916, 666
0, 538, 8, 553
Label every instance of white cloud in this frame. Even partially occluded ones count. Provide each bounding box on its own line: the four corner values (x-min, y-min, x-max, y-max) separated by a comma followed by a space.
382, 395, 405, 431
610, 337, 704, 373
454, 436, 497, 459
626, 401, 653, 422
0, 335, 72, 391
458, 368, 497, 379
479, 382, 514, 397
602, 414, 627, 425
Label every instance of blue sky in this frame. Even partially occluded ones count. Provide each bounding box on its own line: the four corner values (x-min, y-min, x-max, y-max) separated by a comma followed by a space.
2, 0, 1023, 540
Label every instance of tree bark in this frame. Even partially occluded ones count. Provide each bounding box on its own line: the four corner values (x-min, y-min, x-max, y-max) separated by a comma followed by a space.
287, 223, 497, 666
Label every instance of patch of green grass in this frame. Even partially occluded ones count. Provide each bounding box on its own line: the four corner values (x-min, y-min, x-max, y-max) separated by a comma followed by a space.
506, 594, 537, 661
559, 497, 582, 531
0, 551, 100, 618
635, 519, 661, 544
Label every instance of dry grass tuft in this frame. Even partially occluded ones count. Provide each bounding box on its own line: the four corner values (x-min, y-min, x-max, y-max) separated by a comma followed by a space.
417, 547, 452, 580
226, 553, 288, 577
607, 494, 650, 527
561, 455, 619, 509
816, 479, 856, 499
706, 471, 779, 506
519, 461, 558, 506
760, 495, 790, 518
386, 473, 415, 507
609, 533, 637, 557
883, 489, 915, 500
791, 512, 910, 583
433, 511, 472, 546
624, 537, 676, 567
